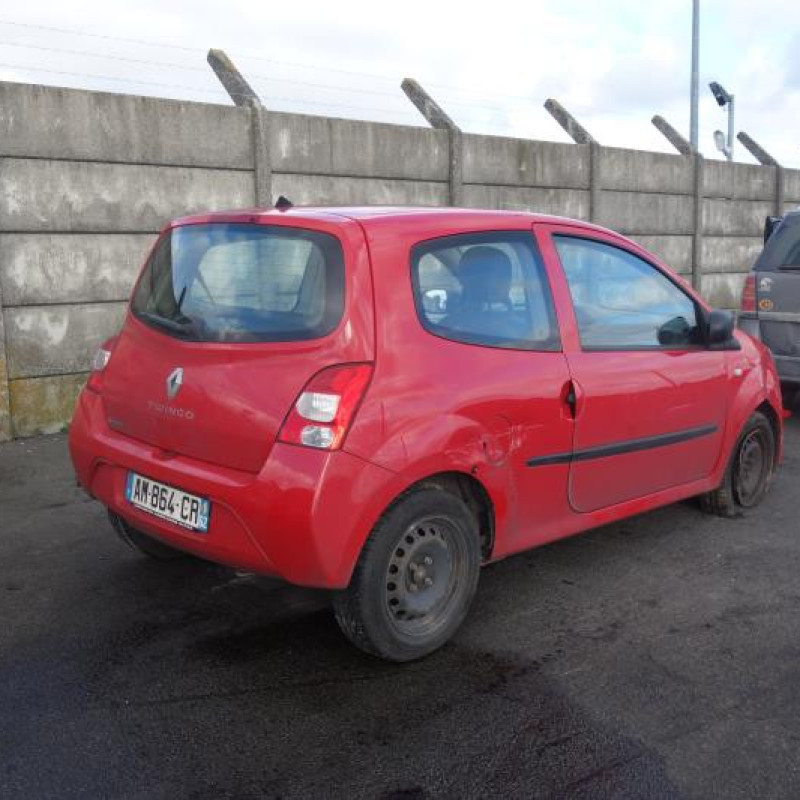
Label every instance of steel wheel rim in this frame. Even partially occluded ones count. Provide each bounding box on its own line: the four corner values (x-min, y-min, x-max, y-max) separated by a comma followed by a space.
734, 428, 770, 507
384, 515, 467, 640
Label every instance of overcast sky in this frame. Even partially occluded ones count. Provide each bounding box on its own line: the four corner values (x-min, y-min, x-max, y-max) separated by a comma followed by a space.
0, 0, 797, 166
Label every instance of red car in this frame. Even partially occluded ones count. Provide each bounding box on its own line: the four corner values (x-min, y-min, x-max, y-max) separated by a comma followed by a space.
69, 207, 783, 661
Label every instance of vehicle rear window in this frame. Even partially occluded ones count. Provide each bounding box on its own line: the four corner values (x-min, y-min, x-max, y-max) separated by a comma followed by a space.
131, 223, 345, 342
756, 214, 800, 271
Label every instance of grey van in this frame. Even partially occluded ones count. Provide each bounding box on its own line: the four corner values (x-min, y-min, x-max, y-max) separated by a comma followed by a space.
739, 208, 800, 409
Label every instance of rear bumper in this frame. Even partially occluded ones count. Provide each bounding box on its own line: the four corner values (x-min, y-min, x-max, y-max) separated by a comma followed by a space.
68, 388, 394, 588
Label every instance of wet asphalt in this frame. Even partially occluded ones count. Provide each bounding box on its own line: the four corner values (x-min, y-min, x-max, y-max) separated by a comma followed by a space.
1, 418, 800, 799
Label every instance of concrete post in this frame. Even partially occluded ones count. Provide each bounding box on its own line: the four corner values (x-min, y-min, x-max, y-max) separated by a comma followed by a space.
207, 49, 261, 107
400, 78, 463, 206
692, 153, 705, 291
736, 132, 779, 167
207, 49, 272, 207
543, 99, 596, 145
249, 101, 272, 206
0, 281, 11, 441
736, 132, 783, 217
775, 166, 785, 218
589, 142, 601, 223
651, 115, 695, 156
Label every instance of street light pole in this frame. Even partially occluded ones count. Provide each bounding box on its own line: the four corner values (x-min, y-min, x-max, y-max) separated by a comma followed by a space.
690, 0, 699, 149
727, 94, 735, 161
709, 81, 734, 161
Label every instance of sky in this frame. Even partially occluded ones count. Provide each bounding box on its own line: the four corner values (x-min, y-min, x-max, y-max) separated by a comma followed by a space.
0, 0, 797, 166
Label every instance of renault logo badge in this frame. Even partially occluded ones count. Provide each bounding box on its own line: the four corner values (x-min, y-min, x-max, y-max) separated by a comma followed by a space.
166, 367, 183, 400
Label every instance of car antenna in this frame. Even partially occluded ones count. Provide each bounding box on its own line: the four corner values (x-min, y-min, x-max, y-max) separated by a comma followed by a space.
275, 195, 293, 211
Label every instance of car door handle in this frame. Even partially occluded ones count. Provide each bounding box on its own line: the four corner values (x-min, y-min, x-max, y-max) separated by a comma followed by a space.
563, 379, 584, 420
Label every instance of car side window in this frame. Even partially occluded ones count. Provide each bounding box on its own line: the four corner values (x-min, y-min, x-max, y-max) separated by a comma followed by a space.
411, 231, 560, 351
553, 235, 702, 350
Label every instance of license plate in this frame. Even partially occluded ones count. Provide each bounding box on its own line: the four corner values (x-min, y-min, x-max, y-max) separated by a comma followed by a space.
125, 472, 210, 533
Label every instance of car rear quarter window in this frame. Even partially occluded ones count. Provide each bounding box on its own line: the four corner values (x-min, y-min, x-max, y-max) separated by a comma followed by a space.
410, 231, 560, 351
554, 235, 701, 350
131, 223, 345, 343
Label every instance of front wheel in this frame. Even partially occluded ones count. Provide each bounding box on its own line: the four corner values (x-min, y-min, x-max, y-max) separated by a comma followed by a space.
699, 411, 776, 517
333, 488, 481, 662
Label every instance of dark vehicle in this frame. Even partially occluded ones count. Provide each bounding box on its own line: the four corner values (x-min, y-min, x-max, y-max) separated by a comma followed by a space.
739, 209, 800, 409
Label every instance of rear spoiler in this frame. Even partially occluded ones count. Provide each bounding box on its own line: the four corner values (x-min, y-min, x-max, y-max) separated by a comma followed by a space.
764, 215, 783, 244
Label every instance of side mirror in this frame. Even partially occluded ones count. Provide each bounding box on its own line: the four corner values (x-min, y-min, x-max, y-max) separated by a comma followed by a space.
707, 309, 740, 350
764, 215, 782, 244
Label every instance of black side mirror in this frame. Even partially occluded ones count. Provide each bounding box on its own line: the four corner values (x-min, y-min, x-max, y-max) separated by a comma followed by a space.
707, 309, 740, 350
764, 215, 782, 244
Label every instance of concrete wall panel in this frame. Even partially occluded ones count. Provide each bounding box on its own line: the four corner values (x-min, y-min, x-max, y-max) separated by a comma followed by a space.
596, 192, 693, 235
703, 161, 775, 200
6, 303, 127, 379
627, 235, 693, 274
270, 113, 447, 180
784, 169, 800, 202
599, 148, 693, 195
463, 135, 589, 189
702, 198, 774, 236
0, 159, 254, 232
0, 81, 252, 168
271, 173, 448, 205
0, 234, 154, 306
463, 185, 589, 218
9, 373, 87, 437
329, 119, 447, 180
702, 236, 762, 274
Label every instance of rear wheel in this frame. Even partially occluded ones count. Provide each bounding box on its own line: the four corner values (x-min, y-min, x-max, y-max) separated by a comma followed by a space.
108, 511, 188, 561
699, 411, 776, 517
333, 488, 480, 662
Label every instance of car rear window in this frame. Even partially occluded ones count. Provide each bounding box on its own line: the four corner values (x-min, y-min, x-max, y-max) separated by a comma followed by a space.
756, 214, 800, 271
131, 223, 345, 342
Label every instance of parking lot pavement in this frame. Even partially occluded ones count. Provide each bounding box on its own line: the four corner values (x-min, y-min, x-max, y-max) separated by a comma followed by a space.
1, 419, 799, 799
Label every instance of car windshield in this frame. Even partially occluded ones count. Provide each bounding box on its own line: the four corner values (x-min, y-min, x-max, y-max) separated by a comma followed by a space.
131, 223, 345, 342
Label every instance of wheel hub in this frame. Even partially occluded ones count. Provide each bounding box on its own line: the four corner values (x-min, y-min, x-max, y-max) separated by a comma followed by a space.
386, 523, 454, 624
735, 429, 769, 507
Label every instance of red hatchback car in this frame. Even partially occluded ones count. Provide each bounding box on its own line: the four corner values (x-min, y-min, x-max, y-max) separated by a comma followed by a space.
69, 207, 782, 661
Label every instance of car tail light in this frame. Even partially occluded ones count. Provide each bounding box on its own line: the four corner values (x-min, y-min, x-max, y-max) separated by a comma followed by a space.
278, 363, 373, 450
741, 273, 756, 312
86, 337, 118, 393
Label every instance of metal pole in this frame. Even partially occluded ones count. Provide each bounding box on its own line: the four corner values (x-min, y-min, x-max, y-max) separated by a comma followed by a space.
727, 96, 735, 162
690, 0, 699, 150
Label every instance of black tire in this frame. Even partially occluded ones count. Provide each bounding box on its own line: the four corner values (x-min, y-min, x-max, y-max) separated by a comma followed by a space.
108, 511, 188, 561
333, 488, 481, 662
699, 411, 776, 518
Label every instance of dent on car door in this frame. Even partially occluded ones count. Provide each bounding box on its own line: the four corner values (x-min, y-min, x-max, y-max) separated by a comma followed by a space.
544, 231, 730, 513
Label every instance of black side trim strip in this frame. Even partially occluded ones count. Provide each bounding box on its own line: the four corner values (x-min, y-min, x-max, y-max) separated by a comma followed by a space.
526, 424, 719, 467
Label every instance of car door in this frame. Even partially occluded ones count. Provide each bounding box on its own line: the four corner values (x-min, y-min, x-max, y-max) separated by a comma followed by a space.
401, 227, 575, 553
536, 224, 731, 513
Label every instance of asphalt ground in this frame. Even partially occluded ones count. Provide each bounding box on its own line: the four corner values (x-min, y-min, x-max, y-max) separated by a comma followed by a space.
2, 418, 800, 799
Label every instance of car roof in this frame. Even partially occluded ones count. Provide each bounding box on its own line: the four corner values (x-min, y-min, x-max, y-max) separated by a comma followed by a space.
172, 205, 617, 237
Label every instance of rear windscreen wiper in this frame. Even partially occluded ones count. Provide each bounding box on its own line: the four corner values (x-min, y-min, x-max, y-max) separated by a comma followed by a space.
136, 311, 201, 338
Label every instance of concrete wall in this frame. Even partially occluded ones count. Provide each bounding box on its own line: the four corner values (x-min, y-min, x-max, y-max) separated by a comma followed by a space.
1, 80, 798, 439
